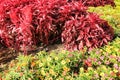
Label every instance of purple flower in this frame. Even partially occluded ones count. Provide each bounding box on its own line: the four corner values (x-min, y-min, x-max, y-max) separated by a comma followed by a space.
113, 64, 118, 69
104, 74, 108, 77
100, 56, 104, 60
110, 55, 116, 58
94, 74, 99, 78
87, 58, 92, 62
93, 58, 97, 62
98, 61, 101, 65
96, 50, 100, 54
118, 67, 120, 72
109, 78, 114, 80
117, 57, 120, 62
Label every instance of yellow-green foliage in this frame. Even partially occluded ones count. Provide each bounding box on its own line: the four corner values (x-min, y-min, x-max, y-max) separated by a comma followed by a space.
0, 37, 120, 80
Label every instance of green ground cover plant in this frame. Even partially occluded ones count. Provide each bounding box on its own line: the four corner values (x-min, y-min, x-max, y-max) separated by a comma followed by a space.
0, 37, 120, 80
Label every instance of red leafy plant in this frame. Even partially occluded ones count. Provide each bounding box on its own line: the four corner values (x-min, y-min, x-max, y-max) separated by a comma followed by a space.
61, 2, 114, 51
0, 0, 114, 53
0, 0, 37, 53
69, 0, 115, 7
0, 0, 70, 53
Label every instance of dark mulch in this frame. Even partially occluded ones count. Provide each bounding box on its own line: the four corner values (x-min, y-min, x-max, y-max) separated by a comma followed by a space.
0, 44, 63, 64
0, 47, 18, 64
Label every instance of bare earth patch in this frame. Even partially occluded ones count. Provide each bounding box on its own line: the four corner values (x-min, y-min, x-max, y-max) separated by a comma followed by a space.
0, 44, 64, 64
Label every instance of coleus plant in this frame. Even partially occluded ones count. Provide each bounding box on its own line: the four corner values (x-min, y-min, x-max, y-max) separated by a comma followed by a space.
69, 0, 115, 7
0, 0, 68, 53
60, 1, 114, 51
0, 0, 114, 53
0, 0, 37, 53
61, 12, 114, 51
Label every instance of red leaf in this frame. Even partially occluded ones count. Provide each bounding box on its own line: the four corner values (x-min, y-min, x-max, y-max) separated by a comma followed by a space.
21, 5, 33, 24
78, 41, 83, 50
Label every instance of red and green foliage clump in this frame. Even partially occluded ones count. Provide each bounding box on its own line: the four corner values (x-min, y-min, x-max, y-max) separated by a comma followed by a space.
62, 12, 114, 51
70, 0, 115, 7
0, 0, 114, 52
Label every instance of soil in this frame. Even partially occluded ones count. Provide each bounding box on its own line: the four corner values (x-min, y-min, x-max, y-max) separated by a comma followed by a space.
0, 44, 63, 64
0, 47, 18, 64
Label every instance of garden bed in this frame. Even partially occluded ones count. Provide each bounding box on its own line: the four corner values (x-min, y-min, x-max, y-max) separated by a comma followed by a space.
0, 0, 120, 80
